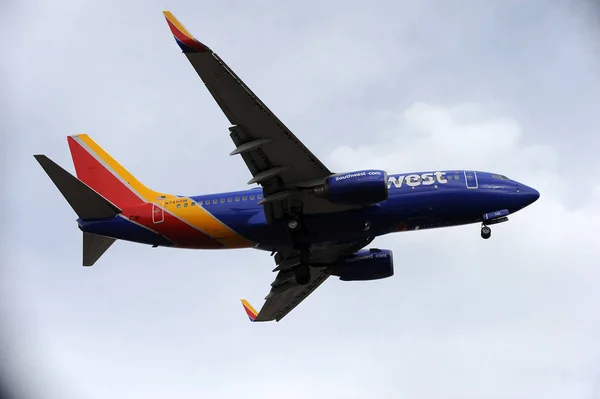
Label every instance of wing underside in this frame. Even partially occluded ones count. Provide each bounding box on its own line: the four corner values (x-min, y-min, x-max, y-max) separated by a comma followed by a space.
254, 267, 330, 322
163, 11, 360, 224
163, 11, 369, 322
245, 238, 374, 322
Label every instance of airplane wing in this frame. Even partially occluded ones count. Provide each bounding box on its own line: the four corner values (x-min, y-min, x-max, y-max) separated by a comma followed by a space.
242, 238, 373, 322
163, 11, 360, 223
162, 12, 374, 321
250, 267, 330, 322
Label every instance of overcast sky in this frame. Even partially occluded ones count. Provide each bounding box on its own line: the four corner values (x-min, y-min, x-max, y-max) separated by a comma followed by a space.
2, 0, 600, 398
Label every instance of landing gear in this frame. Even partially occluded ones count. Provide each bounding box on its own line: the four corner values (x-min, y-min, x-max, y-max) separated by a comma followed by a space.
287, 219, 300, 230
295, 265, 311, 285
481, 225, 491, 239
290, 244, 311, 285
286, 205, 310, 285
287, 204, 303, 232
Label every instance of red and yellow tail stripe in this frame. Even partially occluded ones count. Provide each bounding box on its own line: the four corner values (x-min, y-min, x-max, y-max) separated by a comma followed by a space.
68, 134, 253, 249
68, 134, 174, 208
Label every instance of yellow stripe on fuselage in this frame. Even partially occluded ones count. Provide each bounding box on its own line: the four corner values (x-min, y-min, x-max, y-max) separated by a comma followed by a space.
159, 198, 253, 249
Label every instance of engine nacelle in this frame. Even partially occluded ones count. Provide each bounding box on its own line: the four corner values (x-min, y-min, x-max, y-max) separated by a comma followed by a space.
314, 169, 388, 205
328, 249, 394, 281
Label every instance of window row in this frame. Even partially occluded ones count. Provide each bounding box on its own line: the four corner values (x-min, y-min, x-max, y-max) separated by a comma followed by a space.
174, 194, 264, 208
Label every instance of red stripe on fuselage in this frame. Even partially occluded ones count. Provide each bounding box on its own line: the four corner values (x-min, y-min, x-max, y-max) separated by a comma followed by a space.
123, 203, 223, 249
67, 137, 143, 209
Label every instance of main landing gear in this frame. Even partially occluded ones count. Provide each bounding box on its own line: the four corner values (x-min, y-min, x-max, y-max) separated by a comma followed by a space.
481, 224, 491, 239
293, 243, 311, 285
287, 219, 300, 230
295, 264, 311, 285
286, 215, 311, 285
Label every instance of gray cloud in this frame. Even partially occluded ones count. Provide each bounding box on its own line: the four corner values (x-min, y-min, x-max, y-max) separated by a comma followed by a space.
3, 0, 600, 398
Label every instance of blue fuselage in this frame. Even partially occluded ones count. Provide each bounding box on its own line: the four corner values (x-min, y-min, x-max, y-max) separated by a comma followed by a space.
145, 169, 539, 250
80, 170, 539, 250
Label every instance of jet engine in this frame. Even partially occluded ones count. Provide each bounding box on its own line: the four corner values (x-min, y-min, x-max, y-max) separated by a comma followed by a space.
314, 169, 388, 205
327, 249, 394, 281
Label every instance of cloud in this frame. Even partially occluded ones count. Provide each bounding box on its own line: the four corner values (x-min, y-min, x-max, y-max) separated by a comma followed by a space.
326, 101, 600, 397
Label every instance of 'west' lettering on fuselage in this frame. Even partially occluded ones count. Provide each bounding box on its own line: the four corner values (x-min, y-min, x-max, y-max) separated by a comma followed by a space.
388, 172, 448, 189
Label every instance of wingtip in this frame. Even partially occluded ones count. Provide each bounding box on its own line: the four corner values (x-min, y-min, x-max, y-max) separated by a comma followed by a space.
241, 299, 258, 322
162, 11, 210, 53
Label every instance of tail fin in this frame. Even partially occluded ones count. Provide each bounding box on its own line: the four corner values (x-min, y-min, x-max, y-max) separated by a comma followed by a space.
34, 155, 121, 220
67, 134, 174, 209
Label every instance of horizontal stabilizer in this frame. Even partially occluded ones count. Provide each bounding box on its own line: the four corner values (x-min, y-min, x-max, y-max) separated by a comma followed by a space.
83, 232, 116, 266
34, 155, 121, 220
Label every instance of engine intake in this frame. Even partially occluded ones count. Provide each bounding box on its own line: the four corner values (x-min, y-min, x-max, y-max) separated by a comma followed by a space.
314, 169, 388, 205
328, 249, 394, 281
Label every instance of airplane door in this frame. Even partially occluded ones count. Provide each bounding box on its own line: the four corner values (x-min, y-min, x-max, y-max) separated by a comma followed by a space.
152, 203, 164, 224
464, 170, 478, 189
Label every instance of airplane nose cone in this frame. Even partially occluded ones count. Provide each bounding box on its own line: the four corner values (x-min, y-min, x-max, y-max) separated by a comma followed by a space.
521, 185, 540, 206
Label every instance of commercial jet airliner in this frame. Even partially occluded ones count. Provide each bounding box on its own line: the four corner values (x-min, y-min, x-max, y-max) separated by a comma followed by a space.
34, 11, 540, 322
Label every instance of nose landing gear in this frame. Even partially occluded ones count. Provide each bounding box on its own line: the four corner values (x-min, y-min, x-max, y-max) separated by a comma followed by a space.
481, 225, 491, 239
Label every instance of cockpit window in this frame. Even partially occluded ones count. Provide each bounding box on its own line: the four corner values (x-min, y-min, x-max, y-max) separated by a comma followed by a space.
492, 174, 510, 180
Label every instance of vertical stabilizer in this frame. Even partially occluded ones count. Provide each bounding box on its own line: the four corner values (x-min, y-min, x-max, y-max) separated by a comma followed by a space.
67, 134, 175, 208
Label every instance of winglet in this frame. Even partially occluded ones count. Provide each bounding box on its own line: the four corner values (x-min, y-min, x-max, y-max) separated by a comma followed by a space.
241, 299, 258, 322
162, 11, 210, 53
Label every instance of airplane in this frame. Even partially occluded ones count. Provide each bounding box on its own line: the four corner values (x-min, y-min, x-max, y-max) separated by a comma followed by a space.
33, 11, 540, 323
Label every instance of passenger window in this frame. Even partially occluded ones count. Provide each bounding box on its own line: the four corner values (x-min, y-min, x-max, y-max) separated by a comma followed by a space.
220, 198, 225, 203
235, 196, 240, 202
250, 195, 255, 200
177, 204, 181, 208
242, 196, 248, 201
184, 203, 188, 207
205, 200, 210, 205
227, 198, 232, 203
212, 199, 218, 204
257, 194, 263, 199
191, 202, 195, 206
447, 175, 453, 180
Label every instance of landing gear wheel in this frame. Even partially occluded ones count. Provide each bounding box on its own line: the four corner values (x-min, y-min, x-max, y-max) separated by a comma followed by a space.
295, 265, 310, 285
481, 225, 491, 239
287, 219, 300, 230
